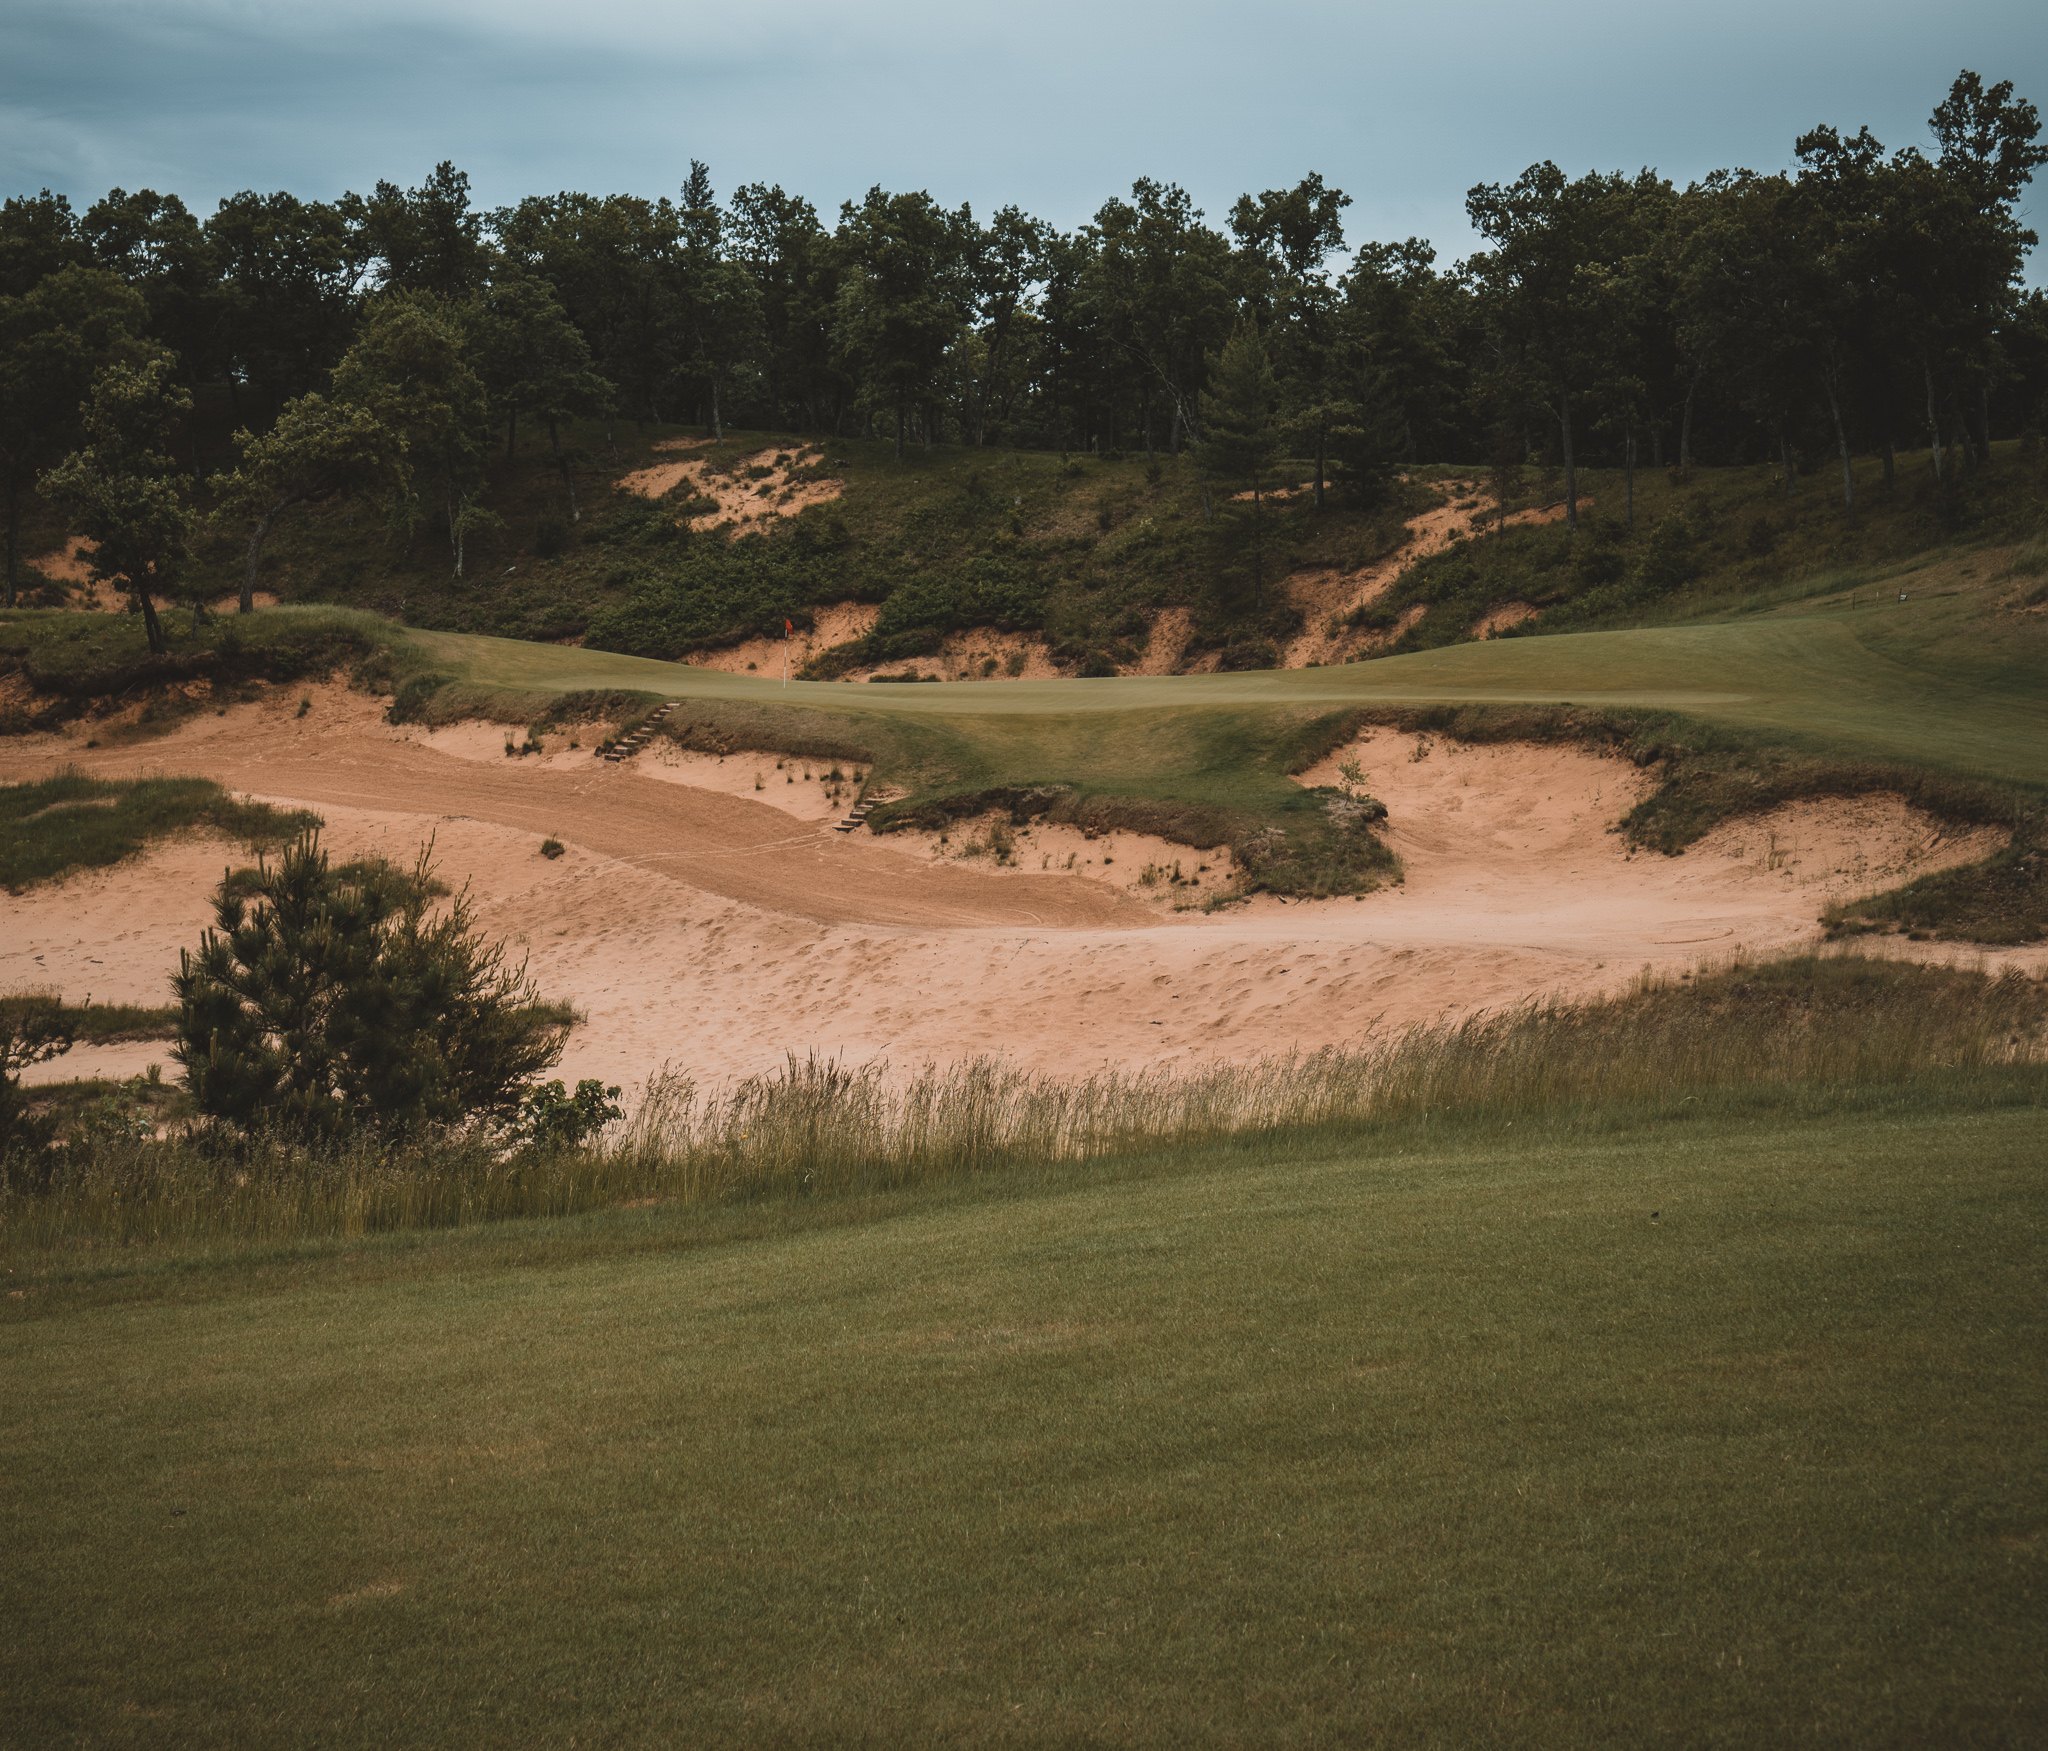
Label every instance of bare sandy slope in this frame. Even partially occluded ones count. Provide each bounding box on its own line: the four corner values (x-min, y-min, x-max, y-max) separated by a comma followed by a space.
5, 691, 2030, 1091
1280, 481, 1575, 666
618, 440, 843, 530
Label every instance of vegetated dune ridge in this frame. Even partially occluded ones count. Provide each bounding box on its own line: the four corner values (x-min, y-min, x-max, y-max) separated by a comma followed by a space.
2, 683, 2025, 1092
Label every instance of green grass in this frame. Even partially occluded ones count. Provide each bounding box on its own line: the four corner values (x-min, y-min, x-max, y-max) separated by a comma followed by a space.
4, 1086, 2043, 1748
8, 511, 2039, 905
0, 773, 321, 892
398, 549, 2044, 788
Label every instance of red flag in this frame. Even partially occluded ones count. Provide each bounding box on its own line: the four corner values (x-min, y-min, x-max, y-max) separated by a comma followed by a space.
784, 619, 793, 635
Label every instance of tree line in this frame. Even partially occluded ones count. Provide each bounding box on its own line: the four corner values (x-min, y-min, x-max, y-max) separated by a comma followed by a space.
1, 69, 2041, 622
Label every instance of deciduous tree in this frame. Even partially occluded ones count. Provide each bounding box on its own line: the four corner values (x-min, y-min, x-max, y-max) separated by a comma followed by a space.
39, 350, 195, 653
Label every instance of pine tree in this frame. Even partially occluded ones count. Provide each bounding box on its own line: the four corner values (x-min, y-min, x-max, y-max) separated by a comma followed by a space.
1198, 322, 1281, 605
173, 834, 567, 1142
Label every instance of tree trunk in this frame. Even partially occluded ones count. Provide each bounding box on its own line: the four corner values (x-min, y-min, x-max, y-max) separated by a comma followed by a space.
1171, 399, 1182, 456
1780, 432, 1797, 498
1315, 426, 1327, 512
1559, 394, 1578, 530
1978, 384, 1993, 464
4, 476, 18, 610
895, 397, 905, 462
1650, 423, 1663, 469
547, 421, 579, 521
1624, 427, 1635, 528
242, 494, 293, 612
1679, 373, 1699, 473
1924, 364, 1945, 479
138, 588, 167, 656
1821, 378, 1857, 526
1252, 476, 1263, 607
1143, 386, 1154, 465
711, 376, 724, 444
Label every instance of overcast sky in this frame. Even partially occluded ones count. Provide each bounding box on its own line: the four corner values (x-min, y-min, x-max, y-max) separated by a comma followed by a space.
4, 0, 2044, 275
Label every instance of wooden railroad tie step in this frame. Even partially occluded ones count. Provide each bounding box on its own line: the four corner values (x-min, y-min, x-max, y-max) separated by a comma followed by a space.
597, 702, 680, 763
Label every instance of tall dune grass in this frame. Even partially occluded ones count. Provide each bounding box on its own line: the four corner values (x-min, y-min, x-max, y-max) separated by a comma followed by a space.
5, 955, 2041, 1259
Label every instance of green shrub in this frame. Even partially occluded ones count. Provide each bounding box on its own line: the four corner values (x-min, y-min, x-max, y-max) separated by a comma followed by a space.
384, 673, 452, 724
172, 833, 570, 1142
1630, 512, 1700, 594
0, 990, 73, 1162
533, 508, 570, 558
515, 1078, 623, 1151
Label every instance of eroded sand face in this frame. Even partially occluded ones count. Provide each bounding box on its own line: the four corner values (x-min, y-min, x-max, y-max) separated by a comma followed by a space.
4, 693, 2031, 1091
1281, 482, 1577, 667
618, 441, 843, 530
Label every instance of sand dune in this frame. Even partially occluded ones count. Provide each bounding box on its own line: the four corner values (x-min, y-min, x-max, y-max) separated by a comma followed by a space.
4, 687, 2028, 1092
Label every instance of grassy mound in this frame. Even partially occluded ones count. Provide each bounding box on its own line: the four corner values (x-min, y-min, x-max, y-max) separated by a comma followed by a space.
0, 604, 403, 734
0, 773, 320, 892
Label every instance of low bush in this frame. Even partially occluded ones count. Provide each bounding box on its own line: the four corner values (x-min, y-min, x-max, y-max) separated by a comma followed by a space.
172, 833, 572, 1142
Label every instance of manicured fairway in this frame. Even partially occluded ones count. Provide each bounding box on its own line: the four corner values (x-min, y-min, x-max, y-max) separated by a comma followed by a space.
412, 578, 2046, 792
6, 1098, 2043, 1747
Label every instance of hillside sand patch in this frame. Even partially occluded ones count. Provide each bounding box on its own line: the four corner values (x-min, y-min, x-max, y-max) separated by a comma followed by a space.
1282, 483, 1579, 666
4, 693, 2032, 1092
618, 442, 843, 530
679, 602, 880, 677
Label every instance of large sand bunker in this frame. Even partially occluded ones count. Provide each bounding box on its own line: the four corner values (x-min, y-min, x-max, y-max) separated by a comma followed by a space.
3, 689, 2027, 1092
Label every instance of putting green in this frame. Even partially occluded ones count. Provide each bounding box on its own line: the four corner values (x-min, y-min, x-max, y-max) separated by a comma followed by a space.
413, 587, 2044, 791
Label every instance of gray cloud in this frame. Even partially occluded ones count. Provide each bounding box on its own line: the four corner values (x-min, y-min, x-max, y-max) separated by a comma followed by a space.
3, 0, 2041, 273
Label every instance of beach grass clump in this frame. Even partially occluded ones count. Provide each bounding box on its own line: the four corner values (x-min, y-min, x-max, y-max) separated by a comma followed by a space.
0, 773, 319, 892
6, 952, 2037, 1258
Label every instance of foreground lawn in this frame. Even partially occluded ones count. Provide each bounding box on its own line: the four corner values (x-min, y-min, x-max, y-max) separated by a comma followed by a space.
5, 1101, 2044, 1747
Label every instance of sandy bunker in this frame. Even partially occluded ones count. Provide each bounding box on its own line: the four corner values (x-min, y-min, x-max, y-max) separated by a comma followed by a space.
3, 686, 2024, 1091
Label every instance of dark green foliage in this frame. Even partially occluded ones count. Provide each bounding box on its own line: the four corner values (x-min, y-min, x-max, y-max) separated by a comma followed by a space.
582, 517, 860, 660
0, 603, 383, 725
37, 351, 197, 652
172, 833, 568, 1142
0, 989, 73, 1159
515, 1078, 623, 1151
848, 549, 1049, 664
0, 773, 318, 891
